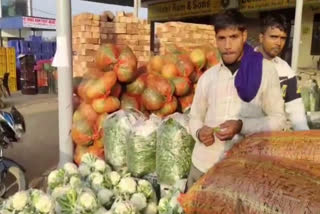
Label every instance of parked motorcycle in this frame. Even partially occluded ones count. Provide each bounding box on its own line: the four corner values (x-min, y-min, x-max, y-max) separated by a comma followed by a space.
0, 106, 26, 198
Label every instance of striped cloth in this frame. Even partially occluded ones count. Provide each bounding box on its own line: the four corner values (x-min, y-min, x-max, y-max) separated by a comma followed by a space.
271, 56, 309, 130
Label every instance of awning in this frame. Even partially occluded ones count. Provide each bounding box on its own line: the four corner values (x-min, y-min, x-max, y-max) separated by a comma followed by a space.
0, 16, 56, 31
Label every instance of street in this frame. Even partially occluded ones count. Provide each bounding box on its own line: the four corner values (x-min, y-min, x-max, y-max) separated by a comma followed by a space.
2, 93, 59, 189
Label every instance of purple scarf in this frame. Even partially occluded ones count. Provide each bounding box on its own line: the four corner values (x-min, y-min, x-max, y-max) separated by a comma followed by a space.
235, 43, 263, 102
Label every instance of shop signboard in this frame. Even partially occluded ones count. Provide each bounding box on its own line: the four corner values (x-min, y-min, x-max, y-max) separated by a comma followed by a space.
148, 0, 222, 21
240, 0, 320, 12
148, 0, 320, 21
22, 16, 56, 30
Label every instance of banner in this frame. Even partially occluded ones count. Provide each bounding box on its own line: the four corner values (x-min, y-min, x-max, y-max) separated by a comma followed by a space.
22, 17, 56, 30
148, 0, 221, 21
148, 0, 320, 21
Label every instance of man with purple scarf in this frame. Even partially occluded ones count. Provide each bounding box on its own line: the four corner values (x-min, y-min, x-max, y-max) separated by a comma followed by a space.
186, 10, 286, 190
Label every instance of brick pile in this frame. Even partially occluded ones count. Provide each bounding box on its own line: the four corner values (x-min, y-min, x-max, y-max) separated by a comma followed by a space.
155, 22, 216, 55
72, 11, 151, 77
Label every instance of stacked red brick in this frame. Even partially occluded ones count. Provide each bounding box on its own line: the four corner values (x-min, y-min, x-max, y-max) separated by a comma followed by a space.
156, 22, 216, 55
113, 12, 151, 66
72, 13, 101, 77
72, 12, 151, 77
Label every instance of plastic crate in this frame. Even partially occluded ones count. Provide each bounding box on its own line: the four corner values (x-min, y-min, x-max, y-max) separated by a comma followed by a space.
0, 54, 6, 64
0, 47, 6, 56
8, 77, 17, 92
6, 47, 15, 57
19, 41, 31, 54
6, 50, 16, 64
8, 40, 20, 54
0, 54, 7, 77
30, 36, 42, 42
6, 63, 16, 78
0, 62, 6, 77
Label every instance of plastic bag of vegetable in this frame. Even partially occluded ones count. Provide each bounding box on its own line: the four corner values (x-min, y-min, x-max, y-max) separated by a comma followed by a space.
103, 109, 146, 170
127, 115, 161, 177
156, 113, 195, 185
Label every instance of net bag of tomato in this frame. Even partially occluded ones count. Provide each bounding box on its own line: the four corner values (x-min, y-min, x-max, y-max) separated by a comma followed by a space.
71, 118, 99, 146
114, 45, 138, 83
120, 93, 141, 111
95, 43, 119, 71
126, 73, 147, 96
91, 96, 120, 114
152, 96, 178, 118
85, 71, 117, 100
145, 73, 175, 102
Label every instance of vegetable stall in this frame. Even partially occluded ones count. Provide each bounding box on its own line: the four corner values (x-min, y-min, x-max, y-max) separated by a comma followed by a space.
0, 43, 218, 214
2, 42, 320, 214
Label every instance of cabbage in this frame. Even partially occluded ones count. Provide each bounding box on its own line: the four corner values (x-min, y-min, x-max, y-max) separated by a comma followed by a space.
127, 115, 161, 177
130, 193, 147, 211
112, 201, 138, 214
47, 169, 67, 192
156, 113, 195, 185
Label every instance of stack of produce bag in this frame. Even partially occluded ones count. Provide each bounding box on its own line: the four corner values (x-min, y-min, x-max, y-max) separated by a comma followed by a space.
72, 42, 221, 163
72, 44, 125, 163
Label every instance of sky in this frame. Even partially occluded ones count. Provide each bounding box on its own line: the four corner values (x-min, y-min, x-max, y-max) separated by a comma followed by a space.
32, 0, 148, 38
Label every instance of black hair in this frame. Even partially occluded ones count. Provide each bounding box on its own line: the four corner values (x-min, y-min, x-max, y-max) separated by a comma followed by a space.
261, 14, 289, 34
214, 10, 246, 33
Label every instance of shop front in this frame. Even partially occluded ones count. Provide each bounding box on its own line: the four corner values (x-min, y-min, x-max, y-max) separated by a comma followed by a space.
145, 0, 320, 72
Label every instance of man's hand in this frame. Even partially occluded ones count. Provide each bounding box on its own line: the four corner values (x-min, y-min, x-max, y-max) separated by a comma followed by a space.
215, 120, 242, 141
197, 126, 215, 147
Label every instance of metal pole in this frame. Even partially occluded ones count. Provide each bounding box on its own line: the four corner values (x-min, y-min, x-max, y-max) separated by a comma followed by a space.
291, 0, 303, 73
134, 0, 139, 17
0, 0, 2, 18
0, 30, 2, 47
27, 0, 33, 16
56, 0, 73, 167
138, 0, 141, 18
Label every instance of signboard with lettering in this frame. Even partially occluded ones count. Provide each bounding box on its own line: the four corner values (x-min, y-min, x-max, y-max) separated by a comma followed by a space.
240, 0, 295, 11
148, 0, 320, 21
22, 17, 56, 30
148, 0, 221, 21
240, 0, 319, 12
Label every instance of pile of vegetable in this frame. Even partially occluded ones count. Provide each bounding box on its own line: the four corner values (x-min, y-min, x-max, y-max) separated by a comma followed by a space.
0, 189, 54, 214
0, 154, 162, 214
72, 43, 220, 163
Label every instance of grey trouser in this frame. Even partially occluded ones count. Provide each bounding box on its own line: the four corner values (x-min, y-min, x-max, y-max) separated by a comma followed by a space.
185, 164, 204, 192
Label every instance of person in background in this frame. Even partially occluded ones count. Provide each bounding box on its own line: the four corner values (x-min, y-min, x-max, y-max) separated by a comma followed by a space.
256, 14, 309, 130
187, 10, 286, 190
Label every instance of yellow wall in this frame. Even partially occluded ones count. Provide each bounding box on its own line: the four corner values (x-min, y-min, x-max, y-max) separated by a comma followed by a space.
298, 4, 320, 69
